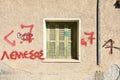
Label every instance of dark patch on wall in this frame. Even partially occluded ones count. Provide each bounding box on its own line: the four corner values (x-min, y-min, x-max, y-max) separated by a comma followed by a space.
114, 0, 120, 8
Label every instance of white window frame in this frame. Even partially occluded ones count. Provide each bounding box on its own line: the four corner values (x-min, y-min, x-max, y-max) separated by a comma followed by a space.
43, 18, 81, 62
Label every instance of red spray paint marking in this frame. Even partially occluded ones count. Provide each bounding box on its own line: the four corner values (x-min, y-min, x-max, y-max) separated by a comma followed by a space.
20, 24, 34, 43
0, 50, 45, 60
103, 39, 120, 54
20, 41, 23, 44
17, 32, 34, 43
103, 39, 113, 54
81, 38, 87, 47
21, 24, 34, 33
81, 32, 95, 47
84, 32, 95, 45
3, 24, 34, 46
4, 30, 16, 47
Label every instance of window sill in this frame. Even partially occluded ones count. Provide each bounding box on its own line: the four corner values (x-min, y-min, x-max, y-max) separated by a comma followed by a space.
42, 59, 80, 63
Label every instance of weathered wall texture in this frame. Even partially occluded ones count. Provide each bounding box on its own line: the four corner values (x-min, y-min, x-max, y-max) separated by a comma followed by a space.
0, 0, 120, 80
101, 0, 120, 72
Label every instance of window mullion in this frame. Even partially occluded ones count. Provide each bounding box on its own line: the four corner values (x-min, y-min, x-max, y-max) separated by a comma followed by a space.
68, 25, 72, 58
47, 25, 50, 57
55, 24, 59, 58
66, 25, 69, 58
64, 25, 68, 58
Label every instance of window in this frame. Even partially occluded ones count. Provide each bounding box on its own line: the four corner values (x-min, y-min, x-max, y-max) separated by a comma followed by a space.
43, 18, 81, 62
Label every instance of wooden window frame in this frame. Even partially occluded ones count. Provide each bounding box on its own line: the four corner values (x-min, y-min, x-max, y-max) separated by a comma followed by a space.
43, 18, 81, 63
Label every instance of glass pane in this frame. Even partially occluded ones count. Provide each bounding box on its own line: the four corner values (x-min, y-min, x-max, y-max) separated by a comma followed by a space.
50, 24, 55, 40
59, 29, 64, 40
68, 28, 71, 40
59, 42, 64, 56
49, 42, 55, 56
68, 42, 71, 56
59, 24, 64, 40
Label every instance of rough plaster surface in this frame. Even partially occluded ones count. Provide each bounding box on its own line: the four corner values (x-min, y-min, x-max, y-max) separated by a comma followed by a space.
104, 64, 120, 80
0, 0, 120, 80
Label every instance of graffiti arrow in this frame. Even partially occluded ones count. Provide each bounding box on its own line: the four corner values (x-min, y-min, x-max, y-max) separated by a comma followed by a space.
4, 30, 16, 47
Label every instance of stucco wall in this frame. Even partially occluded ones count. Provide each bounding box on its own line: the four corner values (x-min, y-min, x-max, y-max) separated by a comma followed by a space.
0, 0, 119, 80
101, 0, 120, 72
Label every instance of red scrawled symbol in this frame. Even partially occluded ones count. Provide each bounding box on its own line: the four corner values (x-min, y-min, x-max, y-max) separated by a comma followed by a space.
0, 50, 45, 60
81, 32, 95, 47
21, 24, 33, 33
4, 24, 34, 47
4, 30, 16, 47
17, 32, 34, 43
103, 39, 114, 54
81, 38, 87, 47
19, 24, 34, 43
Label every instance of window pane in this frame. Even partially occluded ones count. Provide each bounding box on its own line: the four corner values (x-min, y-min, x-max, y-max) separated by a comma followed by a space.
59, 24, 64, 40
68, 42, 71, 56
59, 42, 64, 56
50, 24, 55, 40
68, 27, 71, 40
59, 29, 64, 40
49, 42, 55, 56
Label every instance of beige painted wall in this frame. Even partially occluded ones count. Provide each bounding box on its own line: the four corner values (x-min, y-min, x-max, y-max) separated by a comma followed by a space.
0, 0, 119, 80
101, 0, 120, 71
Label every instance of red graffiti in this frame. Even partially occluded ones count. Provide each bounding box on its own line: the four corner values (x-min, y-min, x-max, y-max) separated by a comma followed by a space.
103, 39, 120, 54
4, 30, 16, 47
17, 32, 34, 43
84, 32, 95, 45
104, 40, 115, 46
81, 32, 95, 47
3, 24, 34, 46
0, 50, 45, 60
81, 38, 87, 47
21, 24, 33, 33
18, 24, 34, 43
103, 39, 114, 54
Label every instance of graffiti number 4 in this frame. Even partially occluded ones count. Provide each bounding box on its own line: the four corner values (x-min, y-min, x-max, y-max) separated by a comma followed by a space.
102, 39, 113, 54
